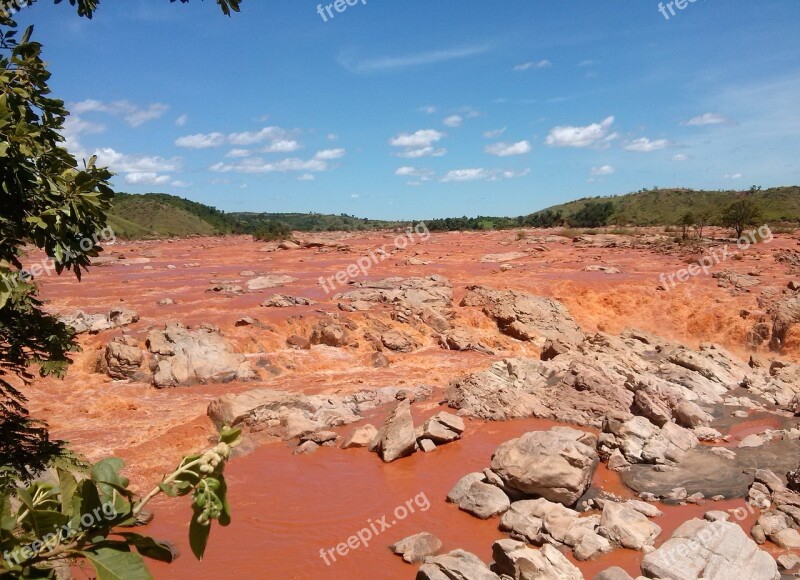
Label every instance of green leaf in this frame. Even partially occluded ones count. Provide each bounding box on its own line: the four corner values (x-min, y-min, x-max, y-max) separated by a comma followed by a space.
81, 547, 153, 580
188, 511, 211, 561
26, 509, 69, 538
57, 467, 78, 517
115, 533, 177, 564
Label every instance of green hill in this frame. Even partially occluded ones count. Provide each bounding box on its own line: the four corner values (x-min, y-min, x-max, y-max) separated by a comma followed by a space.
106, 187, 800, 239
538, 186, 800, 226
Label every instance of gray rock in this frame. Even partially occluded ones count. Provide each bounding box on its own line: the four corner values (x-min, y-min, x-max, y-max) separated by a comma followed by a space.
416, 549, 499, 580
641, 519, 779, 580
389, 532, 442, 563
419, 439, 437, 453
341, 424, 379, 449
598, 501, 661, 550
457, 481, 510, 519
369, 400, 417, 463
491, 428, 599, 506
104, 336, 144, 379
246, 274, 298, 291
420, 412, 465, 444
447, 472, 487, 504
594, 567, 634, 580
491, 540, 583, 580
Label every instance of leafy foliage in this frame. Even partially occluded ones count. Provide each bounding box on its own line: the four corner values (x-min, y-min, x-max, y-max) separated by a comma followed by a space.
1, 0, 241, 19
1, 1, 244, 577
721, 198, 763, 238
566, 202, 615, 228
0, 14, 113, 482
251, 220, 290, 242
0, 428, 242, 578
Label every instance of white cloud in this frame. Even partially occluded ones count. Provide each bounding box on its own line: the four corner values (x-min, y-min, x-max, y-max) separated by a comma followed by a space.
441, 167, 529, 182
624, 137, 670, 152
298, 174, 315, 181
484, 127, 506, 139
62, 116, 105, 156
672, 154, 690, 161
397, 146, 447, 158
175, 132, 226, 149
228, 126, 286, 146
93, 147, 180, 173
171, 180, 191, 187
339, 44, 490, 73
70, 99, 169, 127
262, 139, 302, 153
124, 172, 172, 186
314, 148, 346, 160
226, 148, 251, 158
394, 166, 434, 180
175, 114, 189, 127
682, 113, 729, 126
724, 172, 743, 179
513, 60, 551, 71
441, 168, 490, 182
419, 105, 437, 114
327, 133, 339, 141
485, 140, 532, 157
443, 115, 463, 128
389, 129, 445, 148
210, 156, 329, 174
390, 129, 446, 158
545, 116, 614, 148
590, 165, 615, 176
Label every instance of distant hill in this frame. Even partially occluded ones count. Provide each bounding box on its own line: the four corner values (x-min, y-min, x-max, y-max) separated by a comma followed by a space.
537, 186, 800, 226
108, 193, 402, 239
107, 187, 800, 239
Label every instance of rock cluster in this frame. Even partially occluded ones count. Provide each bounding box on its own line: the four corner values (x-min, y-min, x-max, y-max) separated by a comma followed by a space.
368, 402, 465, 462
60, 307, 139, 334
207, 385, 432, 441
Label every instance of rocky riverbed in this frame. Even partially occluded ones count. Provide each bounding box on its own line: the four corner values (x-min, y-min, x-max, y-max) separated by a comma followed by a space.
22, 227, 800, 579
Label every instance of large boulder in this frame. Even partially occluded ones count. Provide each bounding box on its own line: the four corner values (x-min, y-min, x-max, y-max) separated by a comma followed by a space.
490, 540, 583, 580
490, 428, 599, 506
390, 532, 442, 563
146, 323, 255, 388
369, 400, 417, 462
103, 336, 144, 379
598, 501, 661, 550
457, 481, 511, 519
641, 519, 779, 580
419, 412, 465, 444
461, 286, 585, 346
416, 550, 499, 580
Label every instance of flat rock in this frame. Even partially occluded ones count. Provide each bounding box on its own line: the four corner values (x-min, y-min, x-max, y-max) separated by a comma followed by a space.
389, 532, 442, 563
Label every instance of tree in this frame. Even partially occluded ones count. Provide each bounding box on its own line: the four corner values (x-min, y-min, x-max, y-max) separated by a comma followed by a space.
678, 211, 696, 240
721, 199, 762, 239
1, 1, 243, 577
695, 210, 712, 240
567, 202, 615, 228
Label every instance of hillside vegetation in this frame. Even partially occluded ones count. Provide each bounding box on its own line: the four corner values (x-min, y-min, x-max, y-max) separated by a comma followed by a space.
107, 187, 800, 239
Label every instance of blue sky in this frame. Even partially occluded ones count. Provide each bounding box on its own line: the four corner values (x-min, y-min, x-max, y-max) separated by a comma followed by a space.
17, 0, 800, 219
